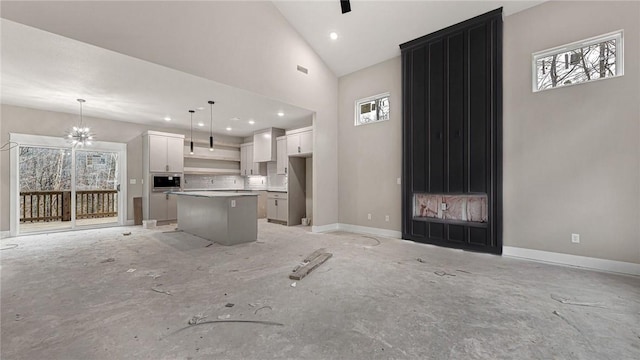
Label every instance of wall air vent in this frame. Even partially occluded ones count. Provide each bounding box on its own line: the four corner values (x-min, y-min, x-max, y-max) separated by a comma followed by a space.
297, 65, 309, 74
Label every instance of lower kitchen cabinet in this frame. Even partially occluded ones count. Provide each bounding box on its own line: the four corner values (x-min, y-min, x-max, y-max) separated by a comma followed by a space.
267, 192, 288, 223
149, 192, 177, 222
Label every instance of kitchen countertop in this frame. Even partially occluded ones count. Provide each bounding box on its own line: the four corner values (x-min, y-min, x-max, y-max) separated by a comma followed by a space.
167, 191, 259, 198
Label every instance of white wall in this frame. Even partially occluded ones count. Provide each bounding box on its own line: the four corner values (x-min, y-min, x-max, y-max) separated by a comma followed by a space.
335, 2, 639, 264
338, 57, 403, 230
503, 1, 640, 264
0, 1, 339, 227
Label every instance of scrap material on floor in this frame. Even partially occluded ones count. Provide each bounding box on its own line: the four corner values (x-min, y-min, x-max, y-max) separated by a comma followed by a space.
290, 250, 333, 281
1, 220, 639, 360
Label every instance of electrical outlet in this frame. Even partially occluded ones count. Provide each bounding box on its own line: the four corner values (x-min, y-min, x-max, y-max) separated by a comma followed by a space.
129, 179, 136, 185
367, 213, 372, 220
397, 177, 401, 185
571, 233, 580, 243
441, 203, 447, 211
231, 200, 236, 208
385, 215, 389, 222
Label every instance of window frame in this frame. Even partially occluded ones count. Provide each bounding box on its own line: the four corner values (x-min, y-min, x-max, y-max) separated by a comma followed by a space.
354, 92, 390, 126
531, 30, 624, 92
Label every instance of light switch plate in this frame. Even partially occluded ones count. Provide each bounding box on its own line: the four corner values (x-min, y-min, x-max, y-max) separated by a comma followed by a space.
231, 200, 236, 208
129, 179, 136, 185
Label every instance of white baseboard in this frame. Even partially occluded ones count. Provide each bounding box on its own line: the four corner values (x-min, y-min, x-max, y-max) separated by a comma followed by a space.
312, 223, 339, 233
312, 222, 401, 239
503, 246, 640, 276
0, 230, 11, 239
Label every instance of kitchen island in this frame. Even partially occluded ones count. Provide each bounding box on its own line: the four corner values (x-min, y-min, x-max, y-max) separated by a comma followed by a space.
168, 191, 258, 245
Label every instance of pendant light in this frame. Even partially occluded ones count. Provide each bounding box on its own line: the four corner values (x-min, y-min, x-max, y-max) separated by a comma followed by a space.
67, 98, 94, 146
208, 100, 215, 151
189, 110, 195, 155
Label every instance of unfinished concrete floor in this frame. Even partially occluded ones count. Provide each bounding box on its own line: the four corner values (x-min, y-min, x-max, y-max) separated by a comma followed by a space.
1, 220, 639, 359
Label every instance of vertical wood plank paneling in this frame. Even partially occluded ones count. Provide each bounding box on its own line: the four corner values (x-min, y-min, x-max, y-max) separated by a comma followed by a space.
428, 39, 445, 193
447, 32, 465, 193
468, 23, 488, 194
401, 8, 502, 254
411, 47, 428, 193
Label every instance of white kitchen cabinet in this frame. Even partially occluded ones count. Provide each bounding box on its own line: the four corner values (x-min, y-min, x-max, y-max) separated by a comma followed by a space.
146, 132, 184, 173
253, 128, 285, 163
240, 143, 266, 176
286, 126, 313, 157
149, 192, 178, 222
267, 192, 288, 223
276, 136, 288, 175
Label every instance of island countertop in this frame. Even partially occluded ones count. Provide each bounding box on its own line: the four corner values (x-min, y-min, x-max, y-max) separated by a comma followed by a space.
168, 191, 259, 198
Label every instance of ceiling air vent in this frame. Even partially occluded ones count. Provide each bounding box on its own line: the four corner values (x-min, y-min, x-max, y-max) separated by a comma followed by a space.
297, 65, 309, 75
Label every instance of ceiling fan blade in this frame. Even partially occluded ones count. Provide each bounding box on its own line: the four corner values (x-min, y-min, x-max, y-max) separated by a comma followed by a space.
340, 0, 351, 14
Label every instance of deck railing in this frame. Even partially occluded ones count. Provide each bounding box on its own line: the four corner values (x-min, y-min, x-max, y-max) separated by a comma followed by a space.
20, 190, 118, 223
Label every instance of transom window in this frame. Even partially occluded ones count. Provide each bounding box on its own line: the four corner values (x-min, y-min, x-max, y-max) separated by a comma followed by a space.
355, 92, 390, 126
532, 30, 623, 92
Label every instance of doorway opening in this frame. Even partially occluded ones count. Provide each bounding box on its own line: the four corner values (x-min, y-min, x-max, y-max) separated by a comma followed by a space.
10, 134, 126, 236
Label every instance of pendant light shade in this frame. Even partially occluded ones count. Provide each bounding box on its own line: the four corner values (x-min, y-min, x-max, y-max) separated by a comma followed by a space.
189, 110, 195, 155
67, 99, 94, 146
208, 100, 215, 151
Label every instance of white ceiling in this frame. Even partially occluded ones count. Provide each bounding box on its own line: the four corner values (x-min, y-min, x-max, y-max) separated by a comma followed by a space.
0, 1, 546, 135
0, 19, 313, 137
274, 0, 546, 77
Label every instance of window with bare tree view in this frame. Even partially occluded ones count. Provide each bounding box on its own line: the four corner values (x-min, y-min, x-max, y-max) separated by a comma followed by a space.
533, 31, 623, 92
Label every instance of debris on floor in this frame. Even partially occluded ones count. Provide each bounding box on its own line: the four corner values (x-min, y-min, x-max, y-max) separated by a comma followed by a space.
15, 314, 22, 321
456, 269, 471, 274
361, 235, 381, 247
122, 232, 132, 236
225, 303, 235, 308
289, 249, 333, 281
217, 314, 231, 320
434, 271, 456, 277
417, 258, 426, 263
254, 306, 272, 315
126, 268, 137, 273
151, 286, 172, 296
100, 258, 115, 263
0, 244, 19, 251
550, 294, 605, 308
146, 272, 161, 279
205, 243, 213, 247
290, 282, 297, 287
188, 314, 207, 325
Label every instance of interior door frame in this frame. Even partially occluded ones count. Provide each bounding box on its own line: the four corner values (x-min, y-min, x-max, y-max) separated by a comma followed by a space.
9, 133, 127, 236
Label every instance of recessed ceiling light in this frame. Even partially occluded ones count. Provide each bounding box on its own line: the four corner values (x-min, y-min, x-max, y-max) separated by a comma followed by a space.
226, 126, 232, 131
197, 122, 204, 127
196, 107, 205, 111
164, 117, 171, 121
231, 117, 240, 121
330, 32, 338, 40
248, 120, 255, 125
277, 112, 284, 117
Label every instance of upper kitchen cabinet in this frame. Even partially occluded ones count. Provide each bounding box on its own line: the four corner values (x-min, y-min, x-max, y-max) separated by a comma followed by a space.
253, 127, 285, 162
276, 135, 287, 175
286, 126, 313, 157
144, 131, 185, 173
240, 143, 267, 176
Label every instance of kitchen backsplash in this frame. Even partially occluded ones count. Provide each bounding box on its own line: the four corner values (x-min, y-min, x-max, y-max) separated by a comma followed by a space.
184, 174, 244, 190
183, 162, 286, 191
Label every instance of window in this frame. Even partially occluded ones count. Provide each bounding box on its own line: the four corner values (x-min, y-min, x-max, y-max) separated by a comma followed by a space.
355, 92, 390, 126
532, 30, 623, 92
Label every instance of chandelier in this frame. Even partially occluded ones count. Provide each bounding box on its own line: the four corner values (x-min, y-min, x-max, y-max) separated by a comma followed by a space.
67, 98, 94, 146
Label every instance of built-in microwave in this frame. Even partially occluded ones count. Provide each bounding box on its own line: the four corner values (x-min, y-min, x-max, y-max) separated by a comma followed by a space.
152, 175, 181, 192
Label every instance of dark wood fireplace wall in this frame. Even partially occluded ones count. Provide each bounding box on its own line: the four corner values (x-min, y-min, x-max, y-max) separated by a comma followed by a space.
400, 8, 503, 254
